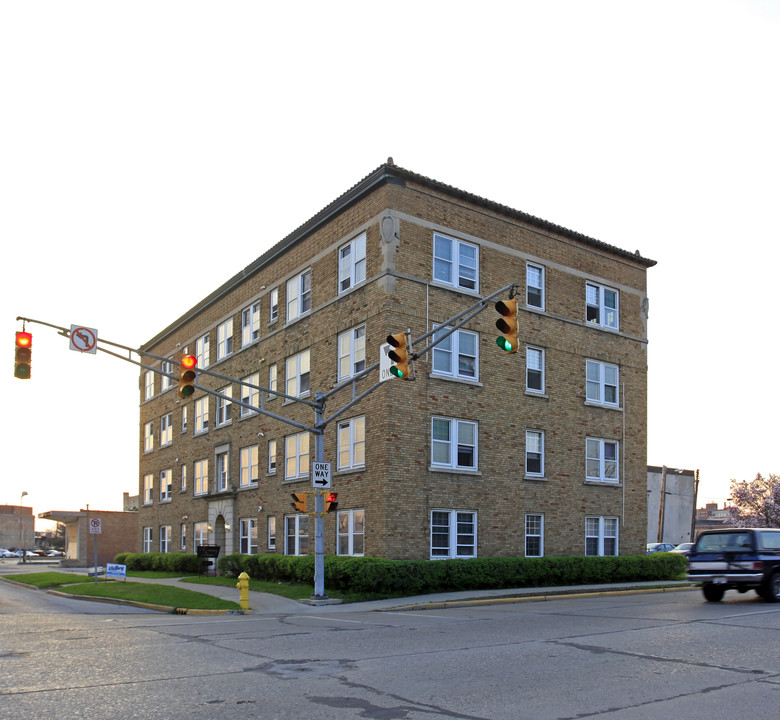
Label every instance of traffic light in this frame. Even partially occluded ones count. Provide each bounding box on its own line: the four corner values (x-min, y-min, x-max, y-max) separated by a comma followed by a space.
291, 492, 308, 513
14, 331, 32, 379
178, 354, 197, 397
495, 299, 518, 353
387, 332, 411, 379
325, 492, 339, 513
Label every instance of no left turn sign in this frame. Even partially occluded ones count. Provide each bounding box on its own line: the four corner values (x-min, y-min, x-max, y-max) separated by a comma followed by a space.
70, 325, 98, 354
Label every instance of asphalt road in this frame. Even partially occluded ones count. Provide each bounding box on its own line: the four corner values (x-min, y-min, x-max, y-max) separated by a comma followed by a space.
2, 578, 780, 720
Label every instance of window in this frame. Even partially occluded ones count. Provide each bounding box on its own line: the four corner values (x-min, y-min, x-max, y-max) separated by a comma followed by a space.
432, 326, 478, 380
240, 373, 259, 417
180, 523, 187, 551
431, 510, 476, 558
268, 439, 277, 474
194, 522, 208, 549
338, 325, 366, 381
181, 406, 188, 434
180, 464, 188, 492
215, 449, 229, 492
194, 459, 208, 496
269, 363, 278, 400
216, 386, 232, 426
143, 527, 153, 553
239, 518, 258, 554
525, 514, 544, 557
586, 438, 619, 482
196, 333, 210, 368
143, 421, 154, 453
241, 302, 261, 347
217, 318, 234, 360
269, 288, 279, 323
525, 431, 544, 477
431, 417, 478, 471
194, 397, 209, 434
432, 232, 478, 291
586, 360, 619, 406
286, 269, 311, 322
159, 525, 171, 553
159, 469, 172, 501
586, 283, 619, 329
160, 413, 173, 447
285, 514, 309, 555
527, 263, 545, 309
143, 474, 153, 505
586, 516, 619, 556
337, 416, 365, 471
161, 358, 173, 392
338, 232, 366, 293
337, 509, 365, 556
286, 350, 310, 397
144, 371, 154, 400
268, 516, 276, 550
285, 432, 310, 480
240, 445, 259, 487
526, 346, 545, 393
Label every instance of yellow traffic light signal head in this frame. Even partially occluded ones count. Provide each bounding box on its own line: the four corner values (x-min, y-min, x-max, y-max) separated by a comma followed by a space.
495, 299, 518, 353
14, 331, 32, 379
291, 492, 308, 513
178, 354, 197, 397
387, 332, 411, 379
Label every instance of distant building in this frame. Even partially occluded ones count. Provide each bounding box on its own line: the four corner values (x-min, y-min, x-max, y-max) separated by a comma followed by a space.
693, 501, 735, 537
0, 504, 34, 551
647, 466, 698, 545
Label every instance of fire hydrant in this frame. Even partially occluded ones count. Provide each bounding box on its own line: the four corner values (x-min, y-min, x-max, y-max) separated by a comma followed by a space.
236, 571, 250, 611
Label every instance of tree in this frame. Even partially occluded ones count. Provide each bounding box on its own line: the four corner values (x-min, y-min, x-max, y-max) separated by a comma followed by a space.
727, 473, 780, 528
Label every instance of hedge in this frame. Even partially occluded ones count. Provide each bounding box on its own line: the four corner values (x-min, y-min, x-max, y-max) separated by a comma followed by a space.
114, 552, 202, 573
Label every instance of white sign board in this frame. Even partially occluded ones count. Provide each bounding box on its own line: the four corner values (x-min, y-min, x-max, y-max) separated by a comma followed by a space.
69, 325, 98, 354
312, 461, 331, 489
379, 343, 394, 383
106, 563, 126, 579
89, 518, 102, 534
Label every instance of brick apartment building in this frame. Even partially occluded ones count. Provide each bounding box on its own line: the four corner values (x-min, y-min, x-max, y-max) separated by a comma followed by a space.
138, 161, 655, 561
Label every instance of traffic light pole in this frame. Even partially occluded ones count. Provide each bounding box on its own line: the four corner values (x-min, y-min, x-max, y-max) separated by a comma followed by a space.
313, 393, 327, 599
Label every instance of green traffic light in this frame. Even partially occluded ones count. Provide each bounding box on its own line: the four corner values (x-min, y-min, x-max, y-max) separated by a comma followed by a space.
496, 336, 513, 352
389, 365, 405, 379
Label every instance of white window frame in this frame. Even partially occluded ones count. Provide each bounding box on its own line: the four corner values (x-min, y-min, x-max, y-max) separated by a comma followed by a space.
144, 371, 154, 400
286, 350, 310, 398
240, 373, 260, 417
526, 346, 545, 394
240, 445, 259, 487
269, 287, 279, 323
286, 269, 312, 323
268, 439, 277, 474
196, 333, 210, 368
586, 282, 619, 330
431, 417, 478, 471
285, 432, 310, 480
432, 232, 478, 292
194, 522, 208, 549
161, 358, 173, 392
159, 469, 172, 502
284, 514, 309, 556
181, 405, 188, 434
216, 318, 234, 361
268, 363, 278, 400
180, 463, 187, 492
239, 518, 258, 555
143, 474, 153, 505
159, 525, 171, 553
241, 301, 261, 347
180, 523, 187, 551
215, 449, 229, 492
431, 326, 478, 380
143, 421, 154, 453
194, 459, 208, 496
268, 516, 276, 550
526, 263, 545, 310
337, 416, 365, 471
337, 325, 366, 381
194, 397, 209, 435
586, 516, 619, 556
525, 430, 545, 478
160, 413, 173, 447
586, 359, 620, 406
338, 232, 366, 294
143, 526, 153, 553
337, 509, 365, 556
430, 510, 477, 558
216, 386, 233, 427
525, 514, 544, 557
586, 438, 620, 483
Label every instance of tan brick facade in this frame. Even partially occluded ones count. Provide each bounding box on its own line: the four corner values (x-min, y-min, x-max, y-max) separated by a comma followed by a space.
138, 163, 655, 561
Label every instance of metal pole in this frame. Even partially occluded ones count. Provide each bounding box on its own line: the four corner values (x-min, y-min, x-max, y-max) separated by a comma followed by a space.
312, 392, 326, 599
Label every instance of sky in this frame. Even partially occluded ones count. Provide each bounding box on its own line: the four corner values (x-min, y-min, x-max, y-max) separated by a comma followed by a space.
2, 1, 778, 530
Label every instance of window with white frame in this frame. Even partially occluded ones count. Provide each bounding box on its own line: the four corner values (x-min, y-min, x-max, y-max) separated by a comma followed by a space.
160, 413, 173, 447
144, 421, 154, 453
586, 282, 619, 329
585, 516, 618, 556
337, 509, 365, 556
337, 416, 365, 471
586, 438, 619, 482
239, 518, 258, 554
194, 397, 209, 434
285, 514, 309, 555
180, 523, 187, 551
286, 269, 311, 322
430, 510, 476, 558
240, 445, 259, 487
159, 525, 171, 553
181, 463, 187, 492
240, 373, 259, 417
215, 449, 229, 492
285, 432, 310, 480
161, 358, 173, 392
526, 347, 545, 394
432, 326, 478, 380
269, 363, 278, 400
586, 359, 619, 406
268, 516, 276, 550
143, 474, 153, 505
525, 514, 544, 557
338, 325, 366, 381
241, 301, 261, 347
144, 371, 155, 400
194, 522, 208, 549
269, 288, 279, 323
338, 232, 366, 293
196, 333, 210, 368
181, 405, 188, 434
268, 439, 277, 474
217, 318, 233, 360
194, 459, 208, 496
159, 469, 172, 501
216, 386, 232, 426
143, 526, 153, 553
525, 430, 544, 477
432, 232, 478, 292
431, 417, 478, 471
285, 350, 310, 397
526, 263, 545, 310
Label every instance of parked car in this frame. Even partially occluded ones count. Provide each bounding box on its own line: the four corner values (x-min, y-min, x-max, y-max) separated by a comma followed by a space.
646, 543, 676, 554
687, 527, 780, 602
0, 548, 14, 558
12, 550, 36, 557
46, 550, 64, 557
671, 542, 694, 557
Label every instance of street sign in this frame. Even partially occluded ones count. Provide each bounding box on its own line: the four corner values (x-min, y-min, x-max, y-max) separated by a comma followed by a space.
69, 325, 98, 354
379, 342, 394, 383
312, 461, 331, 489
89, 518, 102, 534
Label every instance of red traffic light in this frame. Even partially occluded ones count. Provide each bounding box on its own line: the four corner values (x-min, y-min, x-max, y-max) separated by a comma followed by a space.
14, 331, 32, 379
325, 492, 339, 513
178, 354, 198, 397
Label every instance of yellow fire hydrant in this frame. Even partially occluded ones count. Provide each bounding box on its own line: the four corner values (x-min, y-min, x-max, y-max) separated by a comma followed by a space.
236, 571, 250, 611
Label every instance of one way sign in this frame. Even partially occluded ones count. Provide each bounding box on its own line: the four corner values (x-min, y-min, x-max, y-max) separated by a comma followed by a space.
312, 462, 332, 489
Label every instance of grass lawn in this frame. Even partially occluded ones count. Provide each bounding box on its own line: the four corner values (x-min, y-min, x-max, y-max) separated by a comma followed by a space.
56, 581, 240, 610
4, 572, 91, 588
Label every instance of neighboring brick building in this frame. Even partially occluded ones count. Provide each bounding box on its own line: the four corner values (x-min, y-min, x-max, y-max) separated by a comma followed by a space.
138, 161, 655, 561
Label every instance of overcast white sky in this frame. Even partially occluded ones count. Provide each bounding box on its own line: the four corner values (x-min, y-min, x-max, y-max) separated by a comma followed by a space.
2, 1, 778, 530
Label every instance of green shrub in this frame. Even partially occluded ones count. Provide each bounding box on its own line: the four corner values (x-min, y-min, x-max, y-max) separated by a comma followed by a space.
114, 552, 202, 574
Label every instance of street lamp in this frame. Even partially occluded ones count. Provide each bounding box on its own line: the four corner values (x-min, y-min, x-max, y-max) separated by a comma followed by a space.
19, 491, 28, 564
